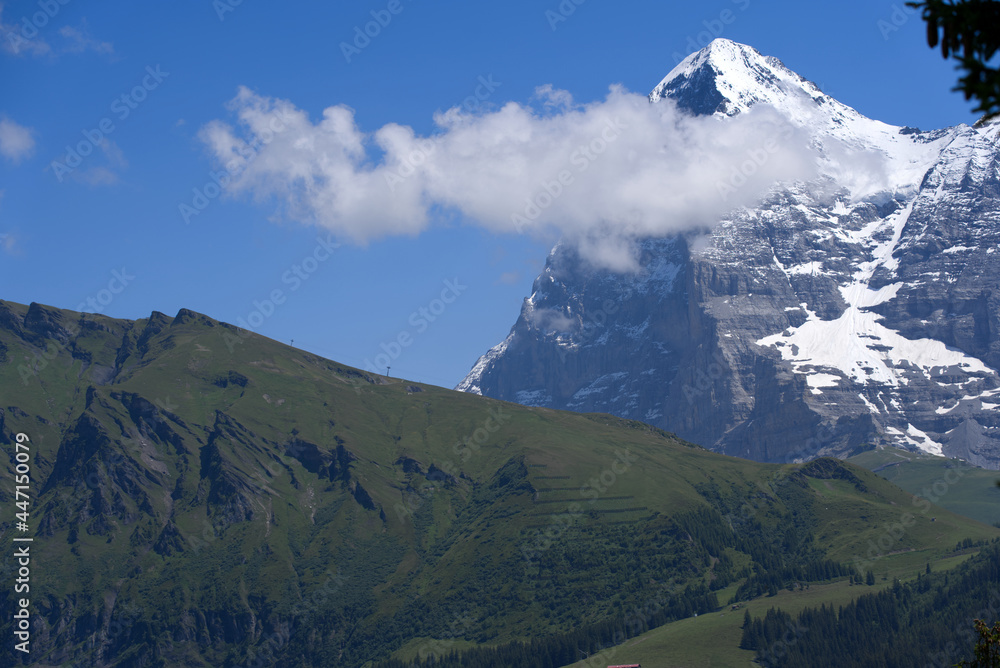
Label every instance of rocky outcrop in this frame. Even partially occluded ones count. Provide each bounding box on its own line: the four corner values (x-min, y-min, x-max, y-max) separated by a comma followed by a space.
459, 40, 1000, 468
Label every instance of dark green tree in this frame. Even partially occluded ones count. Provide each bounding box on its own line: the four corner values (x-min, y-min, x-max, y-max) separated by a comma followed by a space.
908, 0, 1000, 119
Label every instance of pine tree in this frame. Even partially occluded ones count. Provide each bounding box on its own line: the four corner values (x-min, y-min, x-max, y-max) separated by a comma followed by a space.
908, 0, 1000, 119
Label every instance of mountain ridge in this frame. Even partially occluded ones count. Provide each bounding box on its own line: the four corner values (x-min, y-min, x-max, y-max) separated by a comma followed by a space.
458, 38, 1000, 468
2, 297, 997, 665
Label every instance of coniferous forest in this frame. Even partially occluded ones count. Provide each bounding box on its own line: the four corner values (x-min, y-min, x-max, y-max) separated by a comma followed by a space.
741, 542, 1000, 667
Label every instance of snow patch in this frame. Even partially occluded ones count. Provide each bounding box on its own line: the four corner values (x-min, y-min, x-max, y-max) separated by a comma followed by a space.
567, 372, 630, 408
758, 198, 996, 389
903, 423, 943, 456
807, 373, 842, 389
786, 261, 824, 276
858, 393, 880, 413
515, 389, 553, 407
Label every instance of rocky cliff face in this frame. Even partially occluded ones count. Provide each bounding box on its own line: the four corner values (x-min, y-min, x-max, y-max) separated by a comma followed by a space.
458, 39, 1000, 468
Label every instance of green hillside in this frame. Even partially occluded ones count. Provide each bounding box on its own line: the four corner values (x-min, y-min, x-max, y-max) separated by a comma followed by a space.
1, 300, 997, 667
561, 549, 992, 668
849, 446, 1000, 527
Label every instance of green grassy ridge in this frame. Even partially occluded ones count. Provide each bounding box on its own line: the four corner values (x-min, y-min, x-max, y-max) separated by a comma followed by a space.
560, 548, 987, 668
739, 543, 1000, 667
1, 299, 997, 667
849, 446, 1000, 527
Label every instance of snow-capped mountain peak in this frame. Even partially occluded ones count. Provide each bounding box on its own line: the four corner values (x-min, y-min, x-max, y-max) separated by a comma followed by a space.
460, 40, 1000, 469
649, 38, 829, 117
652, 39, 953, 199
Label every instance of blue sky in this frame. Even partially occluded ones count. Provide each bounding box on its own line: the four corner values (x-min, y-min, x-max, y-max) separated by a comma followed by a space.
0, 0, 983, 388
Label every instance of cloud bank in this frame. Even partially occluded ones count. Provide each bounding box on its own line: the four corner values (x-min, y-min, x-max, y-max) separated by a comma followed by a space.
200, 85, 819, 269
0, 4, 114, 58
0, 117, 35, 163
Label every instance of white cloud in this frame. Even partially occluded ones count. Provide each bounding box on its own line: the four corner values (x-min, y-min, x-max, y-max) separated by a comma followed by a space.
0, 5, 113, 57
58, 24, 113, 55
496, 271, 521, 285
526, 307, 577, 333
74, 139, 128, 185
201, 85, 820, 270
0, 117, 35, 163
0, 3, 51, 56
533, 84, 574, 110
75, 166, 118, 186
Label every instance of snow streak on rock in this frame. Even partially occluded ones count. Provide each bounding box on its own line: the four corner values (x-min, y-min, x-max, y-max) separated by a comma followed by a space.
460, 39, 1000, 468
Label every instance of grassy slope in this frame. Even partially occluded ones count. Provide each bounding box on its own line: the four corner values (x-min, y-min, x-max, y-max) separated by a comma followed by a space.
562, 552, 982, 668
849, 447, 1000, 527
1, 299, 998, 666
564, 582, 864, 668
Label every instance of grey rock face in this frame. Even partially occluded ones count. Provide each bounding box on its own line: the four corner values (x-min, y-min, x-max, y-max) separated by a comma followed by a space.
458, 39, 1000, 468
